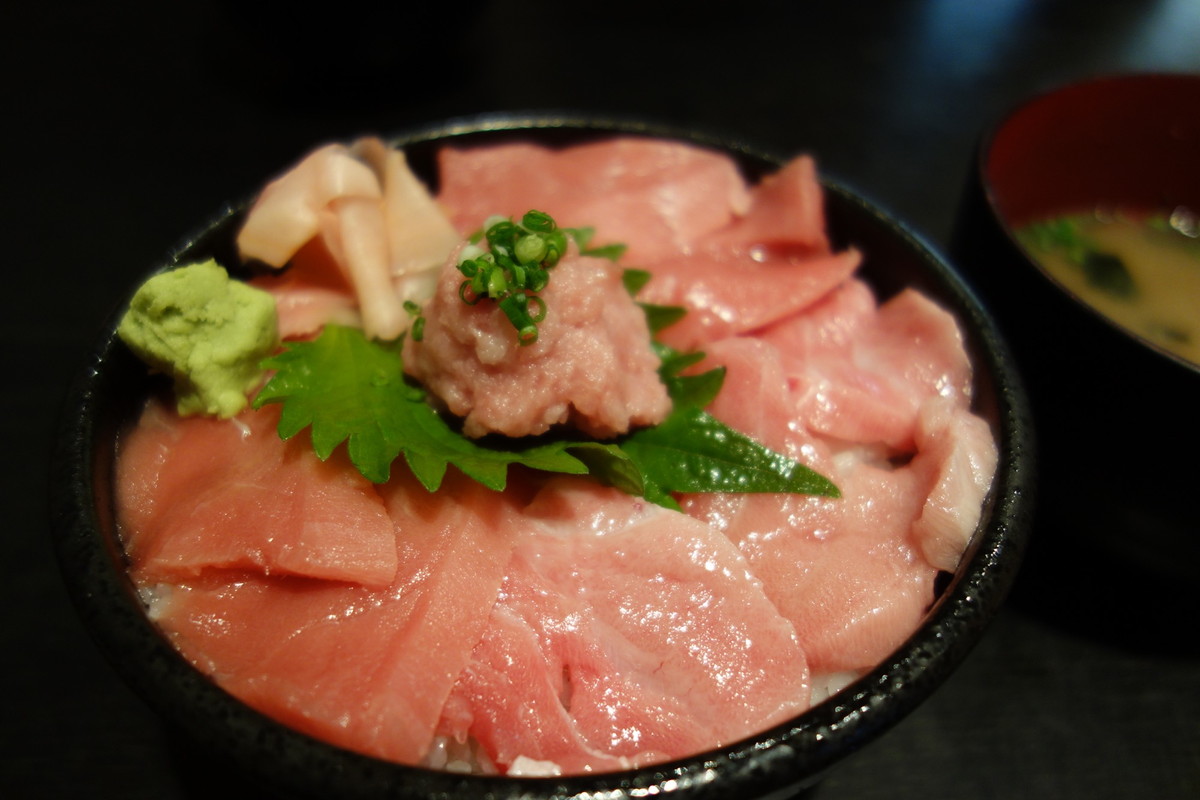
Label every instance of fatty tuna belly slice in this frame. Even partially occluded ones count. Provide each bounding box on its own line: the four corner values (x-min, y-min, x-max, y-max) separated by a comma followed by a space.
439, 479, 810, 774
684, 458, 938, 675
116, 398, 397, 586
909, 397, 999, 572
436, 139, 751, 263
146, 471, 522, 765
705, 154, 831, 254
638, 246, 861, 350
761, 280, 974, 451
676, 333, 938, 674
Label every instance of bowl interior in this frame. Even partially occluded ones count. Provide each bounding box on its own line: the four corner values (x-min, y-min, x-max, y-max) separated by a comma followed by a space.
52, 116, 1033, 800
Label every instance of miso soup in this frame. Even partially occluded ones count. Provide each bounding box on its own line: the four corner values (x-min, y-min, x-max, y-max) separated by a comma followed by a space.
1018, 208, 1200, 366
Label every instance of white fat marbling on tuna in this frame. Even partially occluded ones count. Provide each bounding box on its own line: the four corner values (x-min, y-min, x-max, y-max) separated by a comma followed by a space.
404, 249, 671, 439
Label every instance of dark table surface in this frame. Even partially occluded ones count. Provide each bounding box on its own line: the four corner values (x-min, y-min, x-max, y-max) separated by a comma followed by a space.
5, 1, 1198, 797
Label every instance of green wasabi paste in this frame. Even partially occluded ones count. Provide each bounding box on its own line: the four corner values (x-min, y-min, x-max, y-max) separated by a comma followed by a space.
118, 259, 279, 418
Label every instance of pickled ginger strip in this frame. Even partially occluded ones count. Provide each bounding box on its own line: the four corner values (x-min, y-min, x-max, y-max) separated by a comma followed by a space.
238, 137, 460, 340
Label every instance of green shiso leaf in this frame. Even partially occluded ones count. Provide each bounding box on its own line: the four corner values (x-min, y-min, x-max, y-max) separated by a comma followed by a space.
253, 324, 589, 488
639, 302, 688, 334
621, 405, 841, 501
622, 268, 652, 295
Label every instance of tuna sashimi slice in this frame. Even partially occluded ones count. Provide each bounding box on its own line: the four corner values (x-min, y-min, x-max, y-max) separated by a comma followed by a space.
684, 460, 937, 674
909, 397, 998, 572
638, 246, 861, 349
762, 281, 974, 451
435, 556, 646, 775
252, 278, 361, 340
677, 335, 937, 673
439, 479, 810, 773
706, 154, 831, 254
873, 288, 975, 408
147, 470, 521, 765
436, 138, 752, 263
688, 334, 837, 474
117, 399, 398, 587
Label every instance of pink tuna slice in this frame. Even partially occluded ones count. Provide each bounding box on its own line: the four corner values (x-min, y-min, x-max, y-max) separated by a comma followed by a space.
677, 334, 938, 673
438, 479, 810, 773
117, 399, 398, 587
631, 154, 851, 349
404, 249, 670, 439
250, 278, 361, 340
761, 281, 974, 451
145, 470, 522, 766
684, 459, 937, 675
705, 154, 831, 253
909, 397, 998, 572
684, 334, 840, 471
637, 246, 861, 350
436, 138, 752, 263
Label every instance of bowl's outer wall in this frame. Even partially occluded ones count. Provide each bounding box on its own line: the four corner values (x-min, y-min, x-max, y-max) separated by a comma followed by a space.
51, 117, 1034, 800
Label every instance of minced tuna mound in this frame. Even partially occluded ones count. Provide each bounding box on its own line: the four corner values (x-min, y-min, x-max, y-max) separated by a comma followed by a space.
403, 248, 671, 439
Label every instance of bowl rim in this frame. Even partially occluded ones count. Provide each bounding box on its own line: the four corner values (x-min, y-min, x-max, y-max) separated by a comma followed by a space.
973, 72, 1200, 376
51, 112, 1035, 799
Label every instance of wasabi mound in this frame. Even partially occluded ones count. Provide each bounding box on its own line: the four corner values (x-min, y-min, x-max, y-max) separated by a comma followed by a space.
118, 259, 278, 418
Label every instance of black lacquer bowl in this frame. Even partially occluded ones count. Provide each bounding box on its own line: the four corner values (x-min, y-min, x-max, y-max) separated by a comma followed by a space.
51, 115, 1034, 799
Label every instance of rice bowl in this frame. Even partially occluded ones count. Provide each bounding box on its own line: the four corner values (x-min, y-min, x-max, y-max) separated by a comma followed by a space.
51, 114, 1034, 799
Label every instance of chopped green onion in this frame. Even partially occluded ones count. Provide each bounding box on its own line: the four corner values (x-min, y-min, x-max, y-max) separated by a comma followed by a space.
403, 299, 426, 342
544, 231, 567, 265
460, 281, 481, 305
450, 209, 625, 346
527, 295, 547, 323
488, 268, 508, 296
499, 294, 539, 344
522, 210, 557, 233
516, 234, 548, 264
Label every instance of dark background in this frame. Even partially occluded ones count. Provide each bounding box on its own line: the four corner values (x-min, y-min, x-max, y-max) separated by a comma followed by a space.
5, 1, 1198, 797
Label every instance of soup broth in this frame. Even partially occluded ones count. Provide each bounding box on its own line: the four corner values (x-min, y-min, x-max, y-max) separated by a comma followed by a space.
1018, 209, 1200, 366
